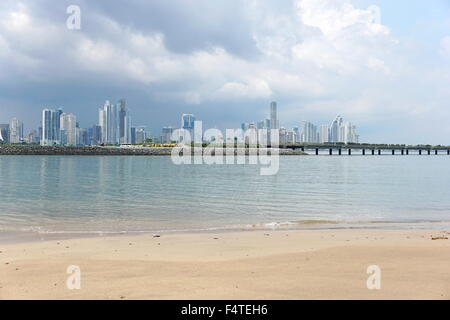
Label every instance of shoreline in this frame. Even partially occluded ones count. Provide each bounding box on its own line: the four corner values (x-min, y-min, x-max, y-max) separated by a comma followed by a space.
2, 219, 450, 245
1, 228, 449, 299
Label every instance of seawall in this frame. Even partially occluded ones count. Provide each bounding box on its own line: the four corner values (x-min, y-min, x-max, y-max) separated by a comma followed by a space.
0, 145, 307, 156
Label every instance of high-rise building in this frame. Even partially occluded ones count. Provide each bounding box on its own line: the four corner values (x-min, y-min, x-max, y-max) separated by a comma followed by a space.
89, 125, 102, 145
327, 116, 359, 143
270, 101, 279, 130
301, 121, 318, 143
181, 114, 195, 142
135, 126, 147, 144
9, 118, 24, 144
130, 127, 136, 145
286, 130, 297, 144
77, 128, 88, 146
181, 114, 195, 130
161, 126, 175, 144
329, 115, 343, 143
99, 100, 119, 145
27, 130, 39, 144
41, 108, 63, 146
118, 99, 132, 144
0, 124, 10, 143
340, 122, 359, 143
293, 127, 301, 143
60, 113, 77, 146
279, 127, 287, 144
319, 124, 329, 143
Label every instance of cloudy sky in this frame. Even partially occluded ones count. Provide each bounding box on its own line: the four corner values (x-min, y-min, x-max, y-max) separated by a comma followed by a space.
0, 0, 449, 144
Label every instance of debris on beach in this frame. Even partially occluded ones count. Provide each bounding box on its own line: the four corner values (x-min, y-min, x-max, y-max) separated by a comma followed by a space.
431, 236, 448, 240
153, 235, 161, 238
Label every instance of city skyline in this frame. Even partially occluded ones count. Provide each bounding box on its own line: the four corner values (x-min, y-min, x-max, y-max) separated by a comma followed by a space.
0, 100, 361, 146
0, 1, 450, 144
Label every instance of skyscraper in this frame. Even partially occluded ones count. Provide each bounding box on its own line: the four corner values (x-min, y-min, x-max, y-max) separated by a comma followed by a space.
161, 126, 175, 144
135, 126, 147, 144
99, 100, 119, 145
181, 113, 195, 141
90, 125, 102, 145
41, 108, 63, 146
60, 113, 77, 146
329, 115, 343, 143
181, 114, 195, 130
118, 99, 132, 144
300, 121, 318, 143
0, 124, 10, 143
9, 118, 24, 144
319, 124, 329, 143
270, 101, 279, 130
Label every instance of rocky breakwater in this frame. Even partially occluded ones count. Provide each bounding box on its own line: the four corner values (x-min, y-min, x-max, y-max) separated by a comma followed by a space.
0, 145, 308, 156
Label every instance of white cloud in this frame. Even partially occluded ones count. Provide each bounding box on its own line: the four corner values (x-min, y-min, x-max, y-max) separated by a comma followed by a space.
0, 0, 449, 143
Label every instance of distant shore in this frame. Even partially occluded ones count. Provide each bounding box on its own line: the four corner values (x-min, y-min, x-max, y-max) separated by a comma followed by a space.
0, 145, 307, 156
1, 228, 449, 299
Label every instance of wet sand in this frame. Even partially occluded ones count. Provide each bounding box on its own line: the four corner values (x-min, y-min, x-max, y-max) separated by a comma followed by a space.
1, 229, 449, 300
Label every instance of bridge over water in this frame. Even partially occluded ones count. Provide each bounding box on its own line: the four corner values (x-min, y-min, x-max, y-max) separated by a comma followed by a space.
282, 143, 450, 155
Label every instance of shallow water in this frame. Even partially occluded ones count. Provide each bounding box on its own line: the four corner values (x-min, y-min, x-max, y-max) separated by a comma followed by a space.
0, 155, 450, 239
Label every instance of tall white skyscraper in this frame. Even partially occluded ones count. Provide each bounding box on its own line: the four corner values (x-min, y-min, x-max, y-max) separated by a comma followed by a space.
41, 108, 63, 146
319, 124, 329, 143
327, 115, 359, 143
329, 115, 343, 143
9, 118, 24, 144
60, 113, 77, 146
301, 121, 318, 143
99, 100, 119, 145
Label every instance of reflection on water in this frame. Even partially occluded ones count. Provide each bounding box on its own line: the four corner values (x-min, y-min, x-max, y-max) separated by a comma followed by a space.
0, 155, 450, 234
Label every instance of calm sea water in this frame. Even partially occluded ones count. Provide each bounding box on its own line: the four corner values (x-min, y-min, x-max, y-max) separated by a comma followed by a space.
1, 155, 450, 239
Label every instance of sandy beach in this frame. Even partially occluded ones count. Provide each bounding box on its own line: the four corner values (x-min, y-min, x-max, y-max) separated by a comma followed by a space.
1, 228, 449, 300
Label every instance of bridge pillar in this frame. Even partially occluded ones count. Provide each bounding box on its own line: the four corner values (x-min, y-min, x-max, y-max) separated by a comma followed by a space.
301, 147, 305, 152
406, 149, 409, 155
392, 150, 395, 155
401, 149, 404, 155
348, 149, 351, 156
362, 149, 365, 155
329, 148, 333, 156
315, 148, 319, 155
419, 150, 422, 155
371, 149, 375, 155
338, 148, 342, 155
378, 149, 381, 155
435, 150, 438, 155
427, 149, 431, 155
448, 150, 450, 155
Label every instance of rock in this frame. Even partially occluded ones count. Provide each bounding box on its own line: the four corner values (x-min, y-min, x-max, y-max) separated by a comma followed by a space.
0, 145, 307, 156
